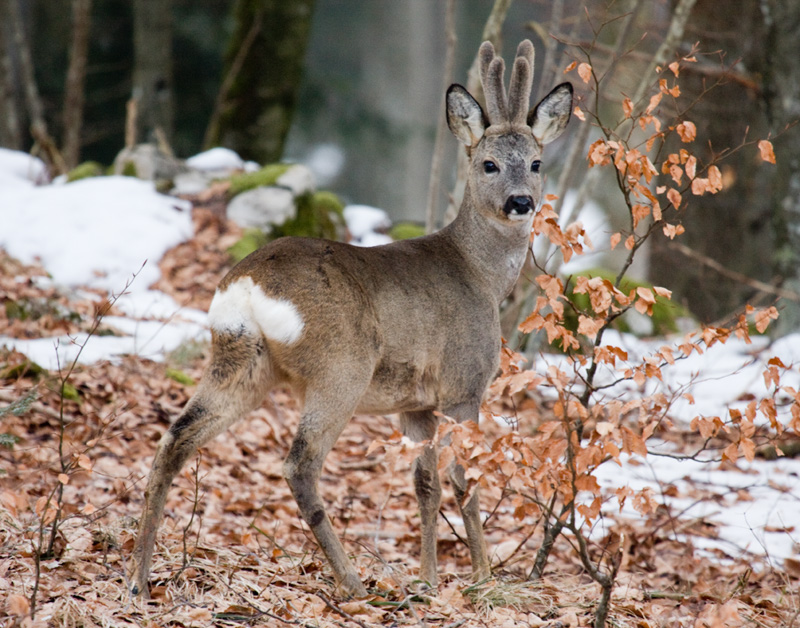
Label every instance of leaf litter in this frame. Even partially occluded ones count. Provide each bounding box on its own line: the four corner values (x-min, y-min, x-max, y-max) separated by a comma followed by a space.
0, 196, 798, 627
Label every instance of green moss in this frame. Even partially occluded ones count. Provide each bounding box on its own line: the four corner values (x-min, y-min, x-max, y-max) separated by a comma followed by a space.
228, 228, 269, 262
67, 161, 104, 182
165, 368, 196, 386
120, 160, 138, 177
228, 163, 291, 196
390, 222, 426, 241
60, 382, 80, 401
270, 190, 345, 241
0, 360, 46, 381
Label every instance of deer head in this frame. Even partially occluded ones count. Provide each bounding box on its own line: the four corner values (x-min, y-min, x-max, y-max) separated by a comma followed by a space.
447, 40, 572, 226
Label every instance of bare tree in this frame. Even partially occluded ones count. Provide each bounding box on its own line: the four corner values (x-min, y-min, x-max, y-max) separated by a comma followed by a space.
6, 0, 63, 171
205, 0, 316, 163
62, 0, 93, 169
0, 0, 22, 149
132, 0, 173, 146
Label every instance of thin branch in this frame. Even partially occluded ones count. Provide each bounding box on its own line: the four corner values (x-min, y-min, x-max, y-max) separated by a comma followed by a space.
669, 240, 800, 302
425, 0, 457, 234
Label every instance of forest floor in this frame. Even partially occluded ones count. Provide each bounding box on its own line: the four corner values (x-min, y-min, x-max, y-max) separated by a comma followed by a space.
1, 196, 799, 627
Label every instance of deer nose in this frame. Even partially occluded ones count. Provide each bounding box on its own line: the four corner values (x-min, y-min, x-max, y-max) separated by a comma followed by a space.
503, 195, 533, 216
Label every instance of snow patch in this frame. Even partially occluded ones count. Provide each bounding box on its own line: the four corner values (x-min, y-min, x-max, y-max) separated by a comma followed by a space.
344, 204, 393, 246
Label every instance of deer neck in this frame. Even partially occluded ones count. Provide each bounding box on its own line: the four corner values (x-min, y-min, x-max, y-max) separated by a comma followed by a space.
443, 186, 532, 304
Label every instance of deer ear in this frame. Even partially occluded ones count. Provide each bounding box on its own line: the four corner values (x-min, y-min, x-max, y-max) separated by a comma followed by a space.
446, 84, 487, 147
528, 82, 573, 146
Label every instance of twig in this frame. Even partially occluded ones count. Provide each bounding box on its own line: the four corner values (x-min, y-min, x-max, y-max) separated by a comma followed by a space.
669, 240, 800, 302
315, 591, 372, 628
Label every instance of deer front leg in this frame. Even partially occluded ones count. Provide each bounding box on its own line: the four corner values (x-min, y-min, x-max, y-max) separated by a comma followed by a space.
450, 462, 491, 581
283, 405, 367, 598
401, 410, 441, 588
444, 402, 491, 582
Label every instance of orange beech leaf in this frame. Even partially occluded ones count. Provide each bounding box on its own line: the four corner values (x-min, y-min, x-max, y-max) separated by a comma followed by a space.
654, 286, 672, 299
573, 105, 586, 121
708, 165, 723, 192
758, 139, 776, 164
625, 234, 635, 250
676, 121, 696, 142
667, 188, 682, 209
646, 92, 662, 114
564, 60, 577, 73
669, 60, 680, 76
577, 62, 592, 83
652, 202, 663, 221
691, 177, 709, 195
669, 164, 683, 184
685, 154, 697, 179
577, 315, 604, 339
622, 97, 633, 118
631, 204, 649, 228
662, 223, 685, 239
7, 594, 30, 617
609, 232, 622, 249
58, 473, 70, 485
755, 306, 779, 333
722, 442, 739, 463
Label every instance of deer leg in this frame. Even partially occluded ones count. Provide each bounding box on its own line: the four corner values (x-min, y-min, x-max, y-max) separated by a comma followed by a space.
283, 391, 367, 598
444, 403, 491, 582
129, 333, 270, 596
400, 410, 441, 588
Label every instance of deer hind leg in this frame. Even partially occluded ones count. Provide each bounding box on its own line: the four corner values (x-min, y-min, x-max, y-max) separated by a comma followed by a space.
283, 382, 369, 598
444, 402, 491, 582
129, 332, 271, 596
400, 410, 441, 588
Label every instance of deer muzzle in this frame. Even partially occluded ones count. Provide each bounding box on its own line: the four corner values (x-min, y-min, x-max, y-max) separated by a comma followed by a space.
503, 195, 534, 216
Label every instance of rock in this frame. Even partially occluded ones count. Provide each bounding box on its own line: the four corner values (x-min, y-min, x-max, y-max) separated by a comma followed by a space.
113, 144, 186, 181
276, 164, 316, 196
185, 147, 245, 174
226, 186, 296, 231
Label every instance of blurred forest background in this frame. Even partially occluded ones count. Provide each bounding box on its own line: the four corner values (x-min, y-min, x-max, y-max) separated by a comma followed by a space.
1, 0, 799, 329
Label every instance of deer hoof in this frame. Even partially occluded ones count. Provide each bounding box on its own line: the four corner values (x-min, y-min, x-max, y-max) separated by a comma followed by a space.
337, 573, 368, 598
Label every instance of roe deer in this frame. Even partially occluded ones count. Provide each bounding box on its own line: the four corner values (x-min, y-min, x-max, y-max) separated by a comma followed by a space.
129, 39, 572, 598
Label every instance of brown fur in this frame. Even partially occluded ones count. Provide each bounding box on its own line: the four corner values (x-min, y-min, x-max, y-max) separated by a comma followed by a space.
128, 40, 573, 599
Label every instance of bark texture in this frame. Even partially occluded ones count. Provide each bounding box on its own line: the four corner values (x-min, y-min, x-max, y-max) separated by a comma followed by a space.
207, 0, 315, 163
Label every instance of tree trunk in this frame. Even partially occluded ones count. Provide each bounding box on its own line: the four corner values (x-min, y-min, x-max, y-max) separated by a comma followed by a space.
132, 0, 173, 145
0, 0, 22, 149
205, 0, 315, 164
649, 0, 774, 322
62, 0, 92, 169
759, 0, 800, 334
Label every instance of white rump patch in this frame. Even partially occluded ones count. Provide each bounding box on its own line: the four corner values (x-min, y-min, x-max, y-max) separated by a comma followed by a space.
207, 276, 304, 344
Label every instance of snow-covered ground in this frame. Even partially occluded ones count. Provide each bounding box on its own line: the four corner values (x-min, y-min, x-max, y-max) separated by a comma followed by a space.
1, 147, 798, 568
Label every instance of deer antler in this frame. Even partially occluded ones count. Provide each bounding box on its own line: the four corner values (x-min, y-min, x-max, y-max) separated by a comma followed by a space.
508, 40, 534, 127
479, 40, 536, 128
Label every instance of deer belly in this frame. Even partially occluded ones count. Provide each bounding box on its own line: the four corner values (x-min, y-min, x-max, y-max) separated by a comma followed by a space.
356, 359, 439, 414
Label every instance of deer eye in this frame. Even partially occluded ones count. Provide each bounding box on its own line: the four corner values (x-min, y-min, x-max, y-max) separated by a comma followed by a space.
483, 160, 499, 174
531, 160, 542, 173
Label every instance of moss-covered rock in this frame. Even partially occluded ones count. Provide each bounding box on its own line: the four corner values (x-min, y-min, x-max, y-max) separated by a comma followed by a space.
67, 161, 105, 182
269, 190, 345, 241
227, 228, 269, 263
228, 163, 291, 196
390, 222, 426, 241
